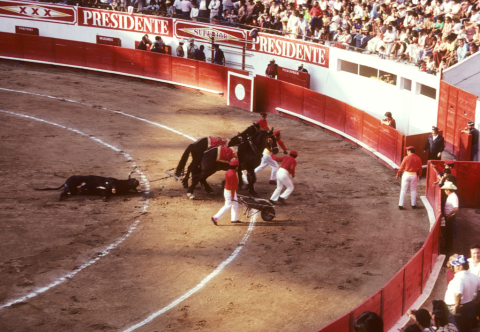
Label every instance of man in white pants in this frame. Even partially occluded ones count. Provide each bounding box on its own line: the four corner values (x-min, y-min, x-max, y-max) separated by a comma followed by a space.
211, 160, 240, 225
270, 150, 298, 204
396, 146, 423, 210
254, 138, 278, 185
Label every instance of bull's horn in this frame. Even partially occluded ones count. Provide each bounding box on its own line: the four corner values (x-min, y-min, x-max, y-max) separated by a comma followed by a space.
129, 170, 136, 179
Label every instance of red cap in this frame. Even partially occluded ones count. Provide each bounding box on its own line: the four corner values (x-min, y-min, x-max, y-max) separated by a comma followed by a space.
405, 146, 415, 150
290, 150, 298, 157
229, 159, 239, 166
260, 112, 267, 116
274, 130, 281, 135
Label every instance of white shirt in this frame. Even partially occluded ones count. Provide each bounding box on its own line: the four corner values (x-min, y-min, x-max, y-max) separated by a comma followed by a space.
444, 270, 480, 305
468, 258, 480, 277
444, 192, 458, 216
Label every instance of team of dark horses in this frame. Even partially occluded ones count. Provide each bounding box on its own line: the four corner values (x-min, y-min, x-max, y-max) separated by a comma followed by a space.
175, 123, 279, 199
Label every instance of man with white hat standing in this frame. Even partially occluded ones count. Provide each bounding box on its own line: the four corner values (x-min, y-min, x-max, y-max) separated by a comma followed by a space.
176, 40, 185, 57
443, 181, 459, 255
211, 160, 240, 225
270, 150, 298, 204
461, 121, 479, 161
396, 146, 423, 210
187, 37, 198, 59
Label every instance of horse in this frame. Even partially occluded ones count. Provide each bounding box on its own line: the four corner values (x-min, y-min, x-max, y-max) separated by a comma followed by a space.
186, 129, 278, 199
175, 123, 261, 188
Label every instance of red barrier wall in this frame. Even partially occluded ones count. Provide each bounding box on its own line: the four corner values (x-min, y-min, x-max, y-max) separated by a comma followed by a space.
378, 124, 398, 163
352, 290, 382, 318
457, 132, 472, 161
255, 75, 281, 114
345, 105, 364, 142
85, 43, 116, 71
362, 113, 380, 151
280, 81, 304, 116
437, 81, 477, 155
171, 57, 198, 87
0, 32, 23, 58
277, 67, 310, 89
23, 35, 55, 62
198, 62, 225, 92
317, 312, 351, 332
303, 89, 326, 123
54, 39, 86, 67
404, 250, 423, 310
382, 269, 405, 330
324, 96, 346, 132
115, 48, 144, 76
143, 52, 172, 81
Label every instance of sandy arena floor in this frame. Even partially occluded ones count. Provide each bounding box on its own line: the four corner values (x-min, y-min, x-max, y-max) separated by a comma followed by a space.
0, 61, 429, 332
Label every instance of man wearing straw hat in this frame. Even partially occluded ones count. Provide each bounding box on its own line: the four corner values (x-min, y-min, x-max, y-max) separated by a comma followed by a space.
443, 181, 459, 255
396, 146, 423, 210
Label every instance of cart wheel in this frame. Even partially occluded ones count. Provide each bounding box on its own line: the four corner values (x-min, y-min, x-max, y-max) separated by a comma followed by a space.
261, 207, 275, 221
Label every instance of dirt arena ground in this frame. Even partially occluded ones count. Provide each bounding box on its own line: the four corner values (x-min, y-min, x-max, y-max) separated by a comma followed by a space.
0, 61, 430, 332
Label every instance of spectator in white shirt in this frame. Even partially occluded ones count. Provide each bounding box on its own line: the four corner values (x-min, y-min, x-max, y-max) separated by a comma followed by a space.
173, 0, 183, 15
190, 3, 199, 21
468, 245, 480, 277
181, 0, 193, 19
444, 255, 480, 332
383, 25, 397, 55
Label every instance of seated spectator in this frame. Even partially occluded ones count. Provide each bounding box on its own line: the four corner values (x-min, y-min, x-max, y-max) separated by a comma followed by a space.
353, 311, 384, 332
355, 27, 372, 48
150, 36, 164, 54
110, 0, 118, 11
432, 309, 459, 332
338, 27, 353, 45
432, 300, 459, 328
404, 308, 433, 331
381, 112, 396, 128
319, 26, 331, 44
378, 45, 387, 59
456, 38, 469, 61
136, 34, 151, 51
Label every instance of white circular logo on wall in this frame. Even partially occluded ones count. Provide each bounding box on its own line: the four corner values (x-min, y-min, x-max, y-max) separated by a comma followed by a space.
235, 84, 246, 101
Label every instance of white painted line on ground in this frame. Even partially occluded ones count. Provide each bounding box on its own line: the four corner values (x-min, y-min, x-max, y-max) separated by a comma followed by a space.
0, 110, 150, 310
123, 212, 259, 332
0, 88, 197, 142
0, 102, 259, 331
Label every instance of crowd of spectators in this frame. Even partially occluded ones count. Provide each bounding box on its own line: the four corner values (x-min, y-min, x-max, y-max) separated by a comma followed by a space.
50, 0, 480, 72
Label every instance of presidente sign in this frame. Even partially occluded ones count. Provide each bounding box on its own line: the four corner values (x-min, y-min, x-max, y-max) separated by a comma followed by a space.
250, 33, 329, 68
175, 21, 246, 46
0, 0, 76, 24
78, 7, 172, 37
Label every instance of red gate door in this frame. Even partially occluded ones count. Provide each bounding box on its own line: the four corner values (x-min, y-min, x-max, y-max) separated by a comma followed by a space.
227, 72, 255, 112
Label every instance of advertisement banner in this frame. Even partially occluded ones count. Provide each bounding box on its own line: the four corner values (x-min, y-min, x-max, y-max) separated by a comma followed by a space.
174, 20, 246, 46
249, 33, 329, 68
78, 7, 173, 37
0, 0, 76, 24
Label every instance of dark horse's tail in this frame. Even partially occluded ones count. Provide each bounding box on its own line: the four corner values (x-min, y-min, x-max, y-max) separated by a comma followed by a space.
35, 184, 65, 191
175, 143, 194, 177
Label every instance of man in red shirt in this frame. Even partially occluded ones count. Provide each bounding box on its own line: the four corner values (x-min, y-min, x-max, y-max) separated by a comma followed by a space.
211, 160, 240, 225
274, 130, 288, 155
396, 146, 423, 210
257, 112, 269, 130
270, 150, 298, 204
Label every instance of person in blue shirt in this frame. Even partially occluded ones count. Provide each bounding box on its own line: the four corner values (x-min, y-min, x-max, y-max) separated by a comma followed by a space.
194, 45, 206, 61
213, 44, 225, 65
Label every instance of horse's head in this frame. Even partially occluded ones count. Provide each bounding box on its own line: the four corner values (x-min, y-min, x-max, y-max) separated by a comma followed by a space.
229, 123, 261, 146
266, 128, 279, 155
